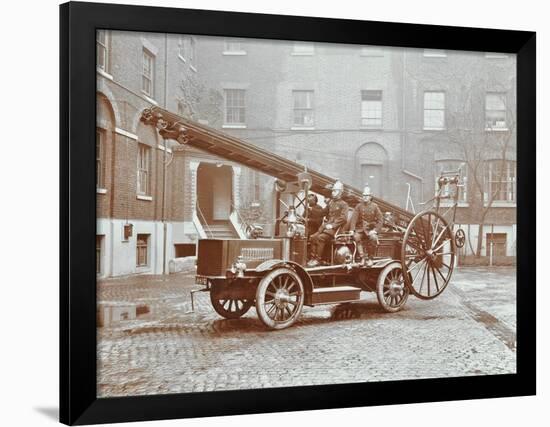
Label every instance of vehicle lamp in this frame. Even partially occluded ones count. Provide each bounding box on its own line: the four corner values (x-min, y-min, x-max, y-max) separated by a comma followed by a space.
286, 206, 298, 224
286, 223, 297, 238
229, 255, 247, 278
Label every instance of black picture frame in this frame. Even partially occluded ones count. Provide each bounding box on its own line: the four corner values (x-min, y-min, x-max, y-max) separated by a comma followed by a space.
60, 1, 536, 425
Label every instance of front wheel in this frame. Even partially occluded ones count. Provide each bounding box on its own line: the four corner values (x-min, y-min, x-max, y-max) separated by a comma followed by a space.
255, 267, 304, 330
376, 262, 409, 312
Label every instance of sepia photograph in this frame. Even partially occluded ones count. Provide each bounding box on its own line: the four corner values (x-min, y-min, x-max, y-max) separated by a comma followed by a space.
96, 30, 517, 398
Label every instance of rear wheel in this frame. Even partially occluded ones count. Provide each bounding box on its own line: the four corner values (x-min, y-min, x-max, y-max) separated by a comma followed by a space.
210, 292, 253, 319
255, 267, 304, 330
376, 262, 409, 312
401, 210, 456, 300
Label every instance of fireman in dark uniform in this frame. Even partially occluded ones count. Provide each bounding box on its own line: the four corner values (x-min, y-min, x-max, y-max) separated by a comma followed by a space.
307, 181, 349, 267
306, 193, 324, 237
350, 186, 383, 267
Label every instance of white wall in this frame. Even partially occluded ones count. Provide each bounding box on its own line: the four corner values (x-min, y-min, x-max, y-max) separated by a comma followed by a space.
456, 224, 516, 257
97, 218, 177, 277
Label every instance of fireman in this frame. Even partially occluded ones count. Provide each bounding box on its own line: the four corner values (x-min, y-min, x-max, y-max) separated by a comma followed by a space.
307, 181, 349, 267
306, 193, 324, 237
350, 186, 383, 267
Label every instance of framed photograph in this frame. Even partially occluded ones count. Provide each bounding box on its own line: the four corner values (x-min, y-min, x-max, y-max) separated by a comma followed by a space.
60, 1, 536, 425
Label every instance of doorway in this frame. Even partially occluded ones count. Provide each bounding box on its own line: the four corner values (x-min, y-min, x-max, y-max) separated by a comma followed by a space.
196, 163, 233, 222
361, 163, 383, 197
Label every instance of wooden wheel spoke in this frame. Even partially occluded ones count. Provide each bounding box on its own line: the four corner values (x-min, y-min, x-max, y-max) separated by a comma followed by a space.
435, 265, 448, 284
284, 305, 293, 317
430, 266, 440, 292
257, 269, 304, 329
431, 226, 448, 250
441, 262, 452, 270
418, 261, 428, 293
402, 211, 455, 300
287, 280, 297, 293
431, 217, 441, 246
426, 264, 431, 296
411, 258, 427, 285
433, 238, 451, 253
408, 257, 427, 274
407, 233, 426, 252
281, 276, 290, 290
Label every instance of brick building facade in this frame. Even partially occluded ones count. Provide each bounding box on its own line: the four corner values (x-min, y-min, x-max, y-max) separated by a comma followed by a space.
96, 32, 516, 278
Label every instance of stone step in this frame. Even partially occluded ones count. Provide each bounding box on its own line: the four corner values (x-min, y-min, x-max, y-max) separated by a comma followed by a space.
311, 285, 362, 305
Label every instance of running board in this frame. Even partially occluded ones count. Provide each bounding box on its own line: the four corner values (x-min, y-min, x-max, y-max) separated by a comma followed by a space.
311, 285, 362, 305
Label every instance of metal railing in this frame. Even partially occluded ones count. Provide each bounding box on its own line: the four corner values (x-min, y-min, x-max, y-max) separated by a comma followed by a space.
195, 201, 214, 238
231, 202, 252, 237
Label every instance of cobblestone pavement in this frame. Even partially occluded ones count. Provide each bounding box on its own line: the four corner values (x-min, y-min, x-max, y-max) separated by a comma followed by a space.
97, 267, 516, 397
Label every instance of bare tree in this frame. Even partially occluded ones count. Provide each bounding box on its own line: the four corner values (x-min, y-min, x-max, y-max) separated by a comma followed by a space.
177, 77, 224, 126
445, 71, 516, 257
406, 55, 516, 257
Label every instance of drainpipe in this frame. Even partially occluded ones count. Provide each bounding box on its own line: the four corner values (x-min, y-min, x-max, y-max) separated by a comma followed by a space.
401, 50, 424, 206
162, 33, 169, 274
162, 140, 167, 274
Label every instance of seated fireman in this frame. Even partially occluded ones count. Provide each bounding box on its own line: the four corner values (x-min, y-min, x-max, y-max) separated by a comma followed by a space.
307, 181, 349, 266
350, 185, 383, 266
306, 193, 325, 237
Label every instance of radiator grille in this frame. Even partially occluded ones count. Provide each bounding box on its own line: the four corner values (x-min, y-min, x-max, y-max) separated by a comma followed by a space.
240, 247, 274, 262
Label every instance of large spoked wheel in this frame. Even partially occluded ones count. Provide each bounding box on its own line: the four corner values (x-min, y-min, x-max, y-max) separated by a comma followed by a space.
210, 292, 254, 319
376, 262, 409, 312
256, 267, 304, 330
401, 210, 456, 300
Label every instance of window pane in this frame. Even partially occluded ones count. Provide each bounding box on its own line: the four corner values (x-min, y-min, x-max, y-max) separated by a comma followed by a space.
225, 89, 246, 124
225, 38, 243, 51
485, 160, 516, 202
424, 92, 445, 129
142, 50, 154, 95
137, 145, 150, 194
96, 30, 108, 71
424, 92, 445, 109
293, 91, 314, 126
96, 130, 102, 187
136, 234, 149, 267
293, 91, 312, 108
96, 235, 103, 274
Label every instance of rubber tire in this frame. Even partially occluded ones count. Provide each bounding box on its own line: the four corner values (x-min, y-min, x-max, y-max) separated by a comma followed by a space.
255, 267, 304, 330
376, 262, 409, 313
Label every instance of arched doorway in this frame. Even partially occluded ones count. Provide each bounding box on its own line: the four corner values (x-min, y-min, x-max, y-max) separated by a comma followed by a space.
196, 163, 233, 222
355, 142, 389, 197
